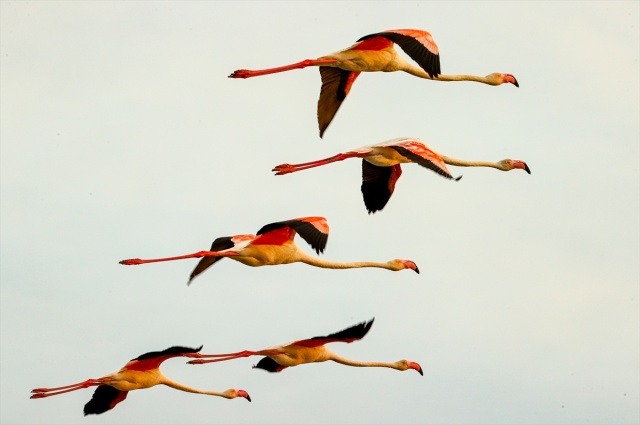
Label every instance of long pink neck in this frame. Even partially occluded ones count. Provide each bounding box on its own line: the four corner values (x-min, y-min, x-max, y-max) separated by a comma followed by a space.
439, 155, 506, 170
328, 353, 403, 370
297, 252, 398, 271
401, 63, 498, 85
160, 376, 232, 398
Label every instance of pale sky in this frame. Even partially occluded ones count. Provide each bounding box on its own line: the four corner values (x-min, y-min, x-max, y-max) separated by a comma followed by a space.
1, 1, 638, 424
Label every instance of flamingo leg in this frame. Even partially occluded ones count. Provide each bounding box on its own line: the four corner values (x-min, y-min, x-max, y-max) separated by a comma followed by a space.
229, 59, 338, 79
273, 152, 366, 175
31, 379, 105, 398
186, 350, 256, 358
188, 356, 243, 365
187, 350, 259, 364
187, 349, 284, 365
119, 250, 238, 266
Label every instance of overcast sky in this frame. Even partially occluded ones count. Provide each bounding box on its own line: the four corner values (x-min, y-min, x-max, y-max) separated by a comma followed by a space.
1, 1, 638, 424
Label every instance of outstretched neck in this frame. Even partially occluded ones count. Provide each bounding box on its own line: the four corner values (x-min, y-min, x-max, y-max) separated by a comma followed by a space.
401, 65, 499, 86
433, 74, 498, 84
298, 252, 397, 271
439, 155, 503, 170
329, 353, 402, 370
161, 377, 231, 398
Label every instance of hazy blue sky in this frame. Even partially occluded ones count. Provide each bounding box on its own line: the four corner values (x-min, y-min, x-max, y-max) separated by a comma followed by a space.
1, 1, 638, 424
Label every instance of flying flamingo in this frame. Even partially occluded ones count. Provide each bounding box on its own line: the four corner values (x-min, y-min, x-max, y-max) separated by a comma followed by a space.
119, 217, 418, 283
187, 318, 423, 376
272, 137, 530, 214
30, 346, 250, 416
229, 29, 519, 137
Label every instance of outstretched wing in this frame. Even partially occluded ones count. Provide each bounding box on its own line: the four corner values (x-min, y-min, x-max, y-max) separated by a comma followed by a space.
388, 139, 458, 180
253, 357, 288, 373
189, 236, 235, 283
126, 345, 203, 371
292, 318, 375, 348
361, 161, 403, 214
255, 217, 329, 254
357, 29, 440, 78
318, 67, 361, 138
84, 385, 128, 416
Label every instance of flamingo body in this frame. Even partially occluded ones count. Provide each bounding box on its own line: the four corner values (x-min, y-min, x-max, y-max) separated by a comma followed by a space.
229, 29, 517, 137
187, 319, 423, 376
119, 216, 419, 283
30, 346, 251, 415
273, 137, 530, 213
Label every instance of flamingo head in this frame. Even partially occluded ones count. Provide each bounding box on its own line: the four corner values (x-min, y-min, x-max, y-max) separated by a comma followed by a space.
399, 360, 423, 375
500, 159, 531, 174
229, 389, 251, 402
390, 259, 420, 274
487, 73, 519, 87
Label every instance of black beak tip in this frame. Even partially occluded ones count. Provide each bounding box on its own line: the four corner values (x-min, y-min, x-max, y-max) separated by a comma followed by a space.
246, 395, 252, 402
514, 79, 520, 88
414, 266, 420, 274
418, 368, 424, 376
524, 164, 531, 174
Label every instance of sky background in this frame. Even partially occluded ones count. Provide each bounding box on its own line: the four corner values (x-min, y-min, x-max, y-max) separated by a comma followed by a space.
1, 1, 638, 424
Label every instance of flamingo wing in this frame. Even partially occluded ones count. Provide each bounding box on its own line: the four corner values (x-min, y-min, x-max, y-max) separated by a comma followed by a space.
361, 161, 403, 213
358, 29, 440, 78
256, 217, 328, 254
125, 346, 204, 371
389, 141, 457, 180
253, 357, 289, 373
83, 385, 128, 415
318, 67, 361, 137
291, 318, 375, 348
189, 237, 235, 283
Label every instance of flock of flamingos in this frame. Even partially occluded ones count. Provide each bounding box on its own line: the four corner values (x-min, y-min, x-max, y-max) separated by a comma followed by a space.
30, 28, 529, 416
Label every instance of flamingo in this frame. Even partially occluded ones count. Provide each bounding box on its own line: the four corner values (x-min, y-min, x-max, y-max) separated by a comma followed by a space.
187, 319, 423, 376
272, 137, 530, 213
30, 346, 251, 416
119, 217, 418, 284
229, 29, 519, 137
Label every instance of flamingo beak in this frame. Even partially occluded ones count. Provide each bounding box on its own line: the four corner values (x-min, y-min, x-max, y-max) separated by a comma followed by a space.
511, 160, 531, 174
237, 390, 251, 402
408, 362, 423, 376
411, 261, 420, 274
400, 260, 419, 274
503, 74, 519, 87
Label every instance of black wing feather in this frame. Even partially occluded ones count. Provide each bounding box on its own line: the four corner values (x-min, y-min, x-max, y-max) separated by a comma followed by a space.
318, 67, 353, 138
257, 219, 328, 254
310, 318, 374, 342
188, 236, 234, 284
253, 357, 287, 373
83, 385, 128, 416
358, 32, 441, 78
133, 345, 203, 362
361, 161, 402, 214
389, 146, 454, 179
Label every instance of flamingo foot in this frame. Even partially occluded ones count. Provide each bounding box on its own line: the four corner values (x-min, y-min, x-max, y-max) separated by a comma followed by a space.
272, 164, 296, 175
30, 393, 47, 399
229, 69, 254, 79
119, 259, 142, 265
